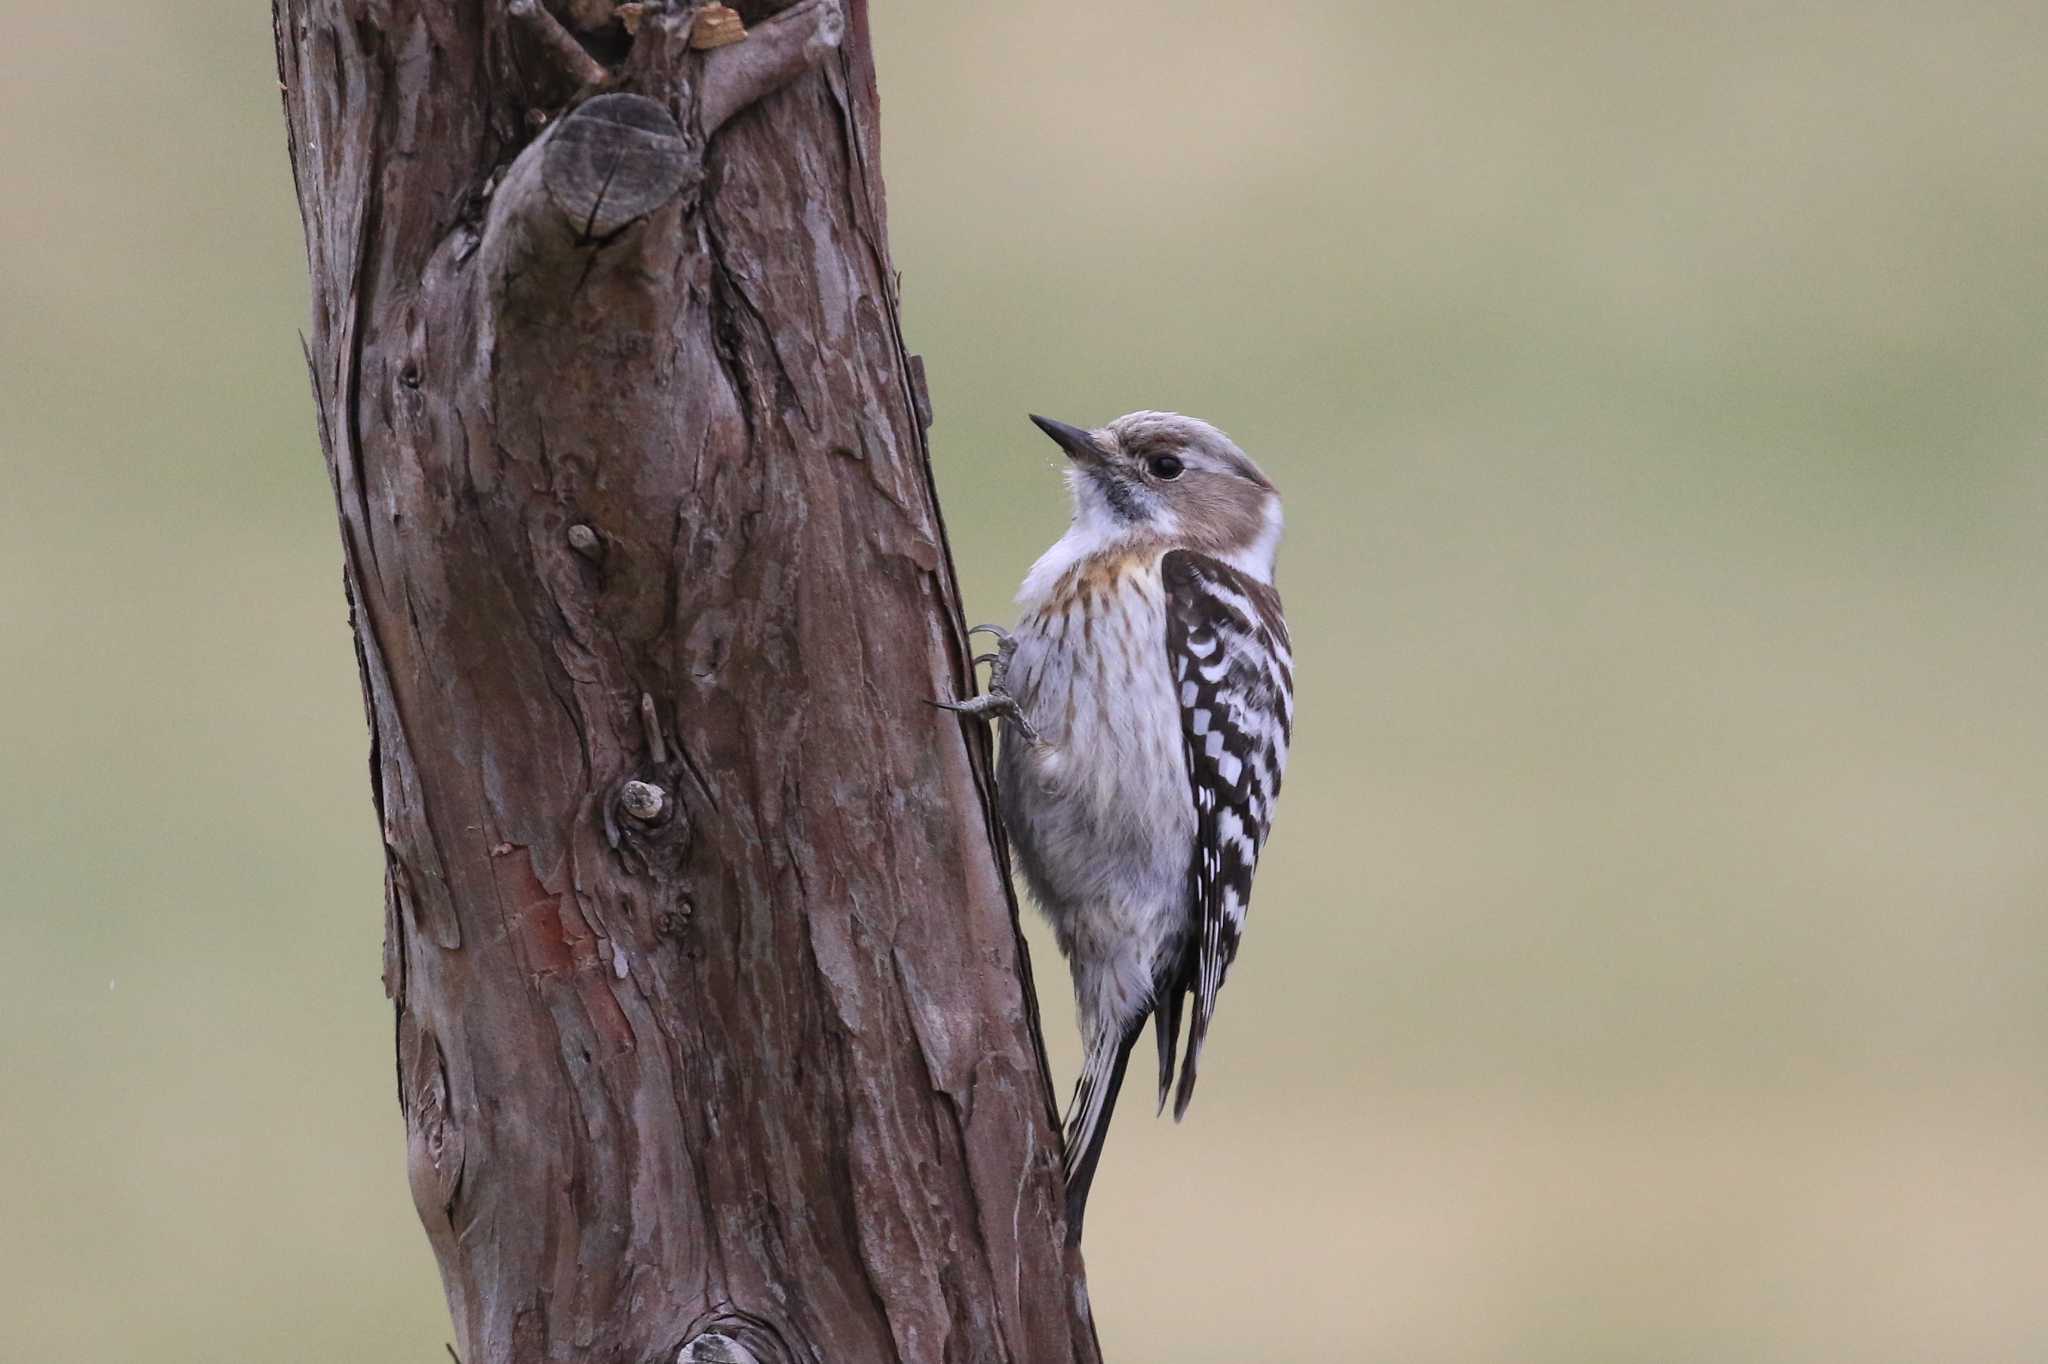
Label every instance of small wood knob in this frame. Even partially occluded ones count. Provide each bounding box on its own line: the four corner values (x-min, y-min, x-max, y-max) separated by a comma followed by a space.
690, 5, 748, 50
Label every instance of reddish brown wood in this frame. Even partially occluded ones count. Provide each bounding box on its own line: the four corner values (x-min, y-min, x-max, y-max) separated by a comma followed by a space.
274, 2, 1101, 1358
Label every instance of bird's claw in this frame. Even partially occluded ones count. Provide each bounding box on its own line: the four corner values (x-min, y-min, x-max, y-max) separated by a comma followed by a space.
935, 622, 1035, 741
968, 626, 1019, 688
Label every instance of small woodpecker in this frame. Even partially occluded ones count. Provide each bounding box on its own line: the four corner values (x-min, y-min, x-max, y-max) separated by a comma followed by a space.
939, 411, 1294, 1245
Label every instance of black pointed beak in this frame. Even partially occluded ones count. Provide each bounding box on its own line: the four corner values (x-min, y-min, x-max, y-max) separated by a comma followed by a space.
1029, 413, 1110, 467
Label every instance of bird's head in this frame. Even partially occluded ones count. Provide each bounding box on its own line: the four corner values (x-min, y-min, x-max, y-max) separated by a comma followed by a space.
1029, 410, 1283, 582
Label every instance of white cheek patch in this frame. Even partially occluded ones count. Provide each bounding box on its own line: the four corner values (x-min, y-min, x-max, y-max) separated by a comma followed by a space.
1219, 493, 1284, 584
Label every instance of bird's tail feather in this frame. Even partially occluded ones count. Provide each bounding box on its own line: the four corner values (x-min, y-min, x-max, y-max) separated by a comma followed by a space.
1152, 986, 1185, 1115
1061, 1018, 1145, 1246
1172, 992, 1212, 1120
1172, 934, 1228, 1120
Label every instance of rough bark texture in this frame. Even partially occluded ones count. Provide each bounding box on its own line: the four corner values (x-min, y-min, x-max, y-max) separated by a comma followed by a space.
273, 2, 1102, 1359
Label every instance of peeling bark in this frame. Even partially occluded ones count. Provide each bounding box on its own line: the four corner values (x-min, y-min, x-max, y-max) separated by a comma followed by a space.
274, 2, 1100, 1358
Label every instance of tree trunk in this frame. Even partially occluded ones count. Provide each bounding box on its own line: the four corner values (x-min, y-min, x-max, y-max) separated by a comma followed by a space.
273, 2, 1100, 1359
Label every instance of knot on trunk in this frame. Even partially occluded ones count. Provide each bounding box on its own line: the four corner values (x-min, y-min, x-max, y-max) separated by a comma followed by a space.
399, 1014, 464, 1254
673, 1313, 795, 1364
606, 767, 694, 879
620, 779, 668, 821
676, 1333, 759, 1364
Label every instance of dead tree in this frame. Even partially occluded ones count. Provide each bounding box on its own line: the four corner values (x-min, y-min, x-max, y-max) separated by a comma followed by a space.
274, 1, 1101, 1359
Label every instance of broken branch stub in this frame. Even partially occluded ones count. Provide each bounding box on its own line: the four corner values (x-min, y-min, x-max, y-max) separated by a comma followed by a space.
507, 0, 608, 93
542, 93, 697, 239
697, 0, 846, 136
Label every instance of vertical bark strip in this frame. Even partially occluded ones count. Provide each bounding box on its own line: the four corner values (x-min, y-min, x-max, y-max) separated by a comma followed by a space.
274, 2, 1101, 1358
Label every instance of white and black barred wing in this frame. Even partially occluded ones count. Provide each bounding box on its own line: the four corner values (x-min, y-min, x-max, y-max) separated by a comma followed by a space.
1158, 549, 1294, 1119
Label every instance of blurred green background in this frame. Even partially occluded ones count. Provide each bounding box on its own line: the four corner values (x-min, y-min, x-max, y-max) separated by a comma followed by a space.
4, 2, 2046, 1360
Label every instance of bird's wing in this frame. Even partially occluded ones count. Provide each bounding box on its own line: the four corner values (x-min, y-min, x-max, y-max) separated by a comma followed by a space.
1158, 548, 1294, 1119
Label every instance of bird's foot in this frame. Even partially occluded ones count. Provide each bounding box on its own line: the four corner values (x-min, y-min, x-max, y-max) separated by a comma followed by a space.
933, 625, 1036, 743
931, 687, 1038, 744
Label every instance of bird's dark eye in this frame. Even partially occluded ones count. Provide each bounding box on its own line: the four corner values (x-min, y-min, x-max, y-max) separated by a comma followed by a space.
1148, 454, 1185, 480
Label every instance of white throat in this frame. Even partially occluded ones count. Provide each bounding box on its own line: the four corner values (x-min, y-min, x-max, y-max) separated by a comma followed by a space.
1016, 474, 1138, 607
